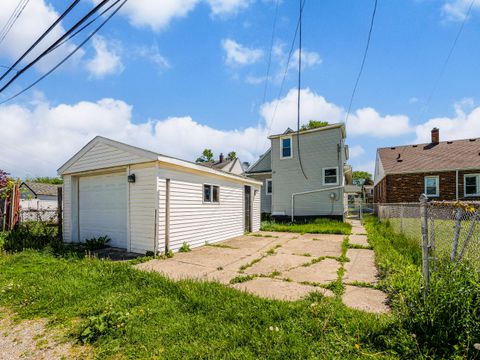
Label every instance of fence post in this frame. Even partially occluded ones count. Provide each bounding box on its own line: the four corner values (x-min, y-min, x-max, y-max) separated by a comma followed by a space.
57, 187, 63, 241
420, 194, 430, 293
451, 207, 464, 261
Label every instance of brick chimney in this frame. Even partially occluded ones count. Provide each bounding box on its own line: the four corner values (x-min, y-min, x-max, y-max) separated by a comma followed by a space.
219, 153, 224, 163
431, 128, 439, 144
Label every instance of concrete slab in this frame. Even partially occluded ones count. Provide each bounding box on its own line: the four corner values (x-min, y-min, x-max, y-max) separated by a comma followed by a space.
343, 249, 378, 284
222, 235, 285, 252
282, 258, 341, 284
351, 226, 367, 235
279, 235, 343, 258
342, 285, 390, 314
135, 259, 212, 281
349, 235, 370, 247
203, 270, 239, 285
243, 253, 310, 276
232, 277, 334, 301
173, 246, 252, 268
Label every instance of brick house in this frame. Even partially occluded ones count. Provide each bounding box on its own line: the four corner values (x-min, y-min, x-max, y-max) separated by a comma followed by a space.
374, 128, 480, 203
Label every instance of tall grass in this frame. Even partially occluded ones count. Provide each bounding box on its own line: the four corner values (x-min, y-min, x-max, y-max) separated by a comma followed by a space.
261, 218, 351, 235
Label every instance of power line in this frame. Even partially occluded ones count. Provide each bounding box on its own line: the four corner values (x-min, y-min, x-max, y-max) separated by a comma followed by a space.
344, 0, 378, 125
296, 0, 307, 179
0, 0, 128, 105
261, 0, 306, 151
0, 0, 81, 83
418, 0, 476, 121
0, 0, 30, 45
0, 0, 110, 93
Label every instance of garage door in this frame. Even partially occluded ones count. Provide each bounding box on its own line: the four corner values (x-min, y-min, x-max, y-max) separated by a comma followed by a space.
79, 172, 127, 248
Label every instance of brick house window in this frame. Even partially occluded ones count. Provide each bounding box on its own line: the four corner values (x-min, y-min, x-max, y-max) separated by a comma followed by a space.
464, 174, 480, 196
424, 176, 439, 197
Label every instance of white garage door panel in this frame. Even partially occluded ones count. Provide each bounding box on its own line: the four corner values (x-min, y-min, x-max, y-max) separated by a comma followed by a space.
79, 173, 127, 248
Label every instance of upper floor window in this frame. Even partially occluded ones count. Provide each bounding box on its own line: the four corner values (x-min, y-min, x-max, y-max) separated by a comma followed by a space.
323, 167, 339, 185
203, 184, 219, 203
266, 179, 272, 195
280, 136, 292, 159
424, 176, 439, 197
464, 174, 480, 196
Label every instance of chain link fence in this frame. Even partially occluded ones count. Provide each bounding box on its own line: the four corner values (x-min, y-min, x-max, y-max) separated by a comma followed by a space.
377, 199, 480, 274
19, 208, 59, 224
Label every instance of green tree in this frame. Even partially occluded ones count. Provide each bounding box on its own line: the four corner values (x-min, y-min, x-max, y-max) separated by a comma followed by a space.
352, 171, 373, 185
300, 120, 329, 131
26, 176, 63, 185
227, 151, 237, 160
196, 149, 214, 163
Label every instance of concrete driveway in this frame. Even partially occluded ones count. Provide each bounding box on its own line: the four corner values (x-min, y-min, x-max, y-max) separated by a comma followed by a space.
136, 223, 389, 313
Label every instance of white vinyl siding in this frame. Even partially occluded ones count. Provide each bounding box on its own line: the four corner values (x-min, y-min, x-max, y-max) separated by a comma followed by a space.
64, 143, 151, 174
252, 187, 261, 231
425, 176, 439, 197
128, 164, 158, 253
464, 174, 480, 197
157, 166, 260, 252
62, 175, 72, 242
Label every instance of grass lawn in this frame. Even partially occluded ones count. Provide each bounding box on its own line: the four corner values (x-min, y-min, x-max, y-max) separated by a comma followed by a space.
261, 218, 351, 235
0, 251, 394, 359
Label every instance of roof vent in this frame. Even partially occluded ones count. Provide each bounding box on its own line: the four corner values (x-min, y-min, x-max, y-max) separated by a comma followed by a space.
469, 139, 476, 142
391, 147, 396, 150
412, 145, 418, 148
447, 141, 453, 144
396, 153, 402, 162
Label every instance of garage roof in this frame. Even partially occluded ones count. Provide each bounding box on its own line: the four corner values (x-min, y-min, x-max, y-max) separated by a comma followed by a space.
58, 136, 262, 185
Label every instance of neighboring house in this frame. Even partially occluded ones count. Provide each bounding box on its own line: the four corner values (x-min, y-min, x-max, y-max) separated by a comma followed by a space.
20, 181, 59, 201
246, 123, 349, 219
199, 153, 245, 175
58, 136, 261, 254
374, 128, 480, 203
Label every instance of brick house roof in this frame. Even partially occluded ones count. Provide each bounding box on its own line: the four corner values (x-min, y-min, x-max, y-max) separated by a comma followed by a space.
378, 137, 480, 174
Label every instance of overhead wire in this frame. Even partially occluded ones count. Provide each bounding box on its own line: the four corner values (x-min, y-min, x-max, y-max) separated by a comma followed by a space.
261, 0, 306, 151
0, 0, 128, 105
0, 0, 81, 83
0, 0, 30, 45
418, 0, 476, 121
0, 0, 110, 93
344, 0, 378, 125
296, 0, 307, 179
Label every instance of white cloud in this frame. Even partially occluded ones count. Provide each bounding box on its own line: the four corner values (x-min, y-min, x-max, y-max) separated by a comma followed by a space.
349, 145, 365, 159
135, 44, 170, 73
0, 0, 82, 73
289, 49, 322, 70
245, 75, 266, 85
222, 39, 263, 66
206, 0, 253, 16
260, 88, 344, 134
86, 36, 124, 79
347, 108, 412, 138
409, 97, 419, 104
442, 0, 480, 21
414, 98, 480, 142
117, 0, 252, 31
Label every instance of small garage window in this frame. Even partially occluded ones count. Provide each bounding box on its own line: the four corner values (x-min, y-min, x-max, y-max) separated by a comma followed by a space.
203, 184, 220, 203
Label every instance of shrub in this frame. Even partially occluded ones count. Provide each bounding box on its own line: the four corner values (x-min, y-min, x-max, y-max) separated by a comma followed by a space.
3, 222, 59, 252
84, 236, 110, 250
179, 242, 191, 253
77, 306, 130, 344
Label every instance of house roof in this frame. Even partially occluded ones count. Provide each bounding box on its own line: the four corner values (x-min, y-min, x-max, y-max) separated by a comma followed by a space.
377, 137, 480, 174
200, 159, 235, 171
246, 148, 272, 174
268, 123, 346, 139
58, 136, 261, 186
21, 182, 60, 197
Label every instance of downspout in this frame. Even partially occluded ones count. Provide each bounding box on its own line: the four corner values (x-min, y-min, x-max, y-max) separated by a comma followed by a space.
291, 186, 344, 222
455, 170, 459, 201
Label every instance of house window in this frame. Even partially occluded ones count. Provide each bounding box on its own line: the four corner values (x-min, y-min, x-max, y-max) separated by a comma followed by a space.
203, 184, 220, 203
464, 174, 480, 196
424, 176, 439, 197
280, 136, 292, 159
323, 167, 339, 185
266, 179, 272, 195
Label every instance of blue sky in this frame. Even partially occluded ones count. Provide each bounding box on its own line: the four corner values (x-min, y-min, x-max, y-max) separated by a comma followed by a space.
1, 0, 480, 178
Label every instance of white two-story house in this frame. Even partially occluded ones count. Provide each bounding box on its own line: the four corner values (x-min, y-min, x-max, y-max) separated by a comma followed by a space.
246, 123, 349, 220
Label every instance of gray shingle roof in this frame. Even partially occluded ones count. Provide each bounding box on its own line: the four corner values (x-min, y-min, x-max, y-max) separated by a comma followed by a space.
22, 182, 60, 197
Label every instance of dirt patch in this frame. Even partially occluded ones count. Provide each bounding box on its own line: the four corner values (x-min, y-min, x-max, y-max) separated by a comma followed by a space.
0, 310, 91, 360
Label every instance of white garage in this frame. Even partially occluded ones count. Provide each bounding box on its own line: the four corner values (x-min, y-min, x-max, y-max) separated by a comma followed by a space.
58, 136, 262, 254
